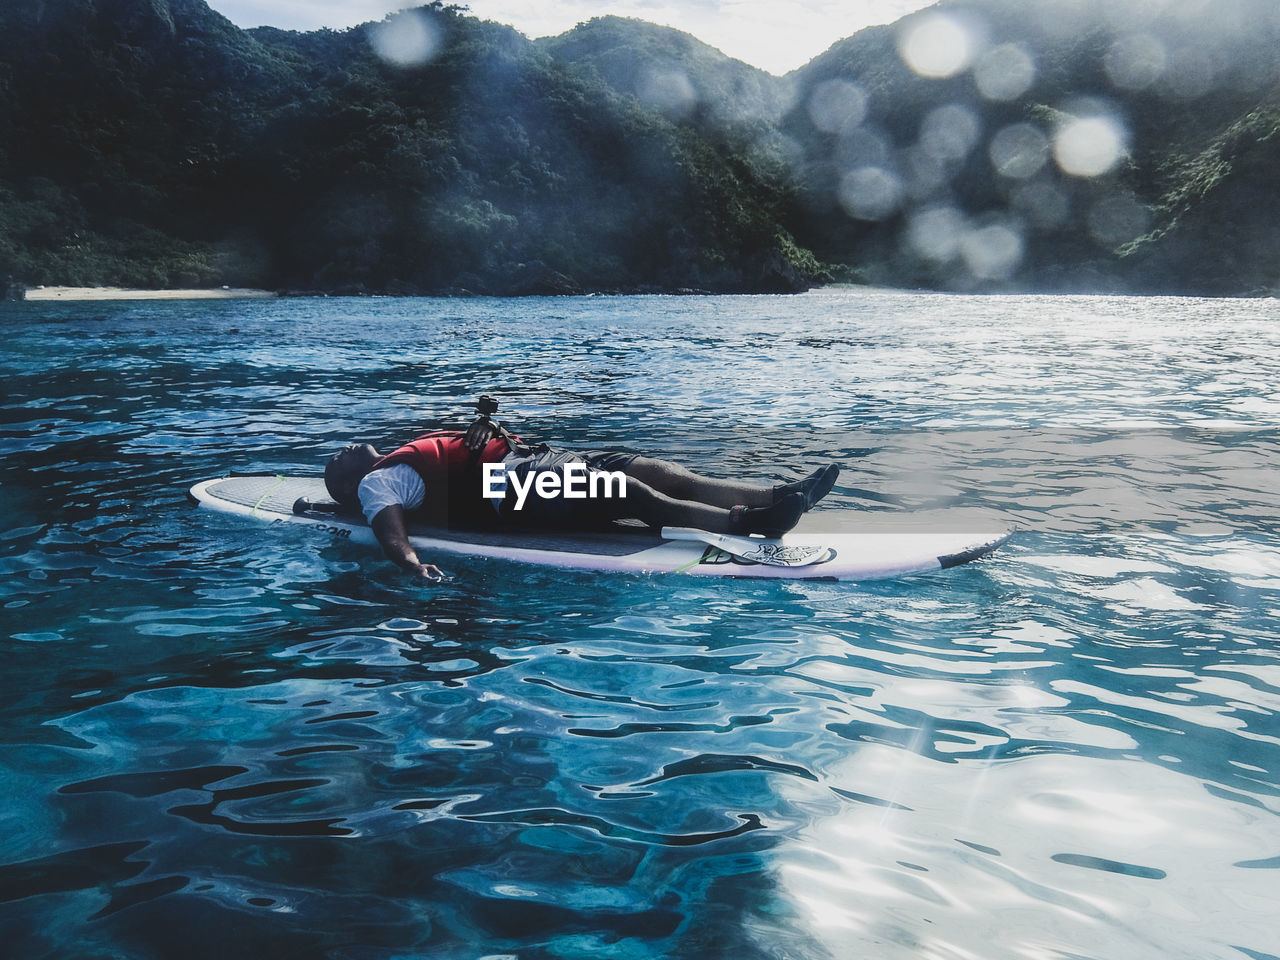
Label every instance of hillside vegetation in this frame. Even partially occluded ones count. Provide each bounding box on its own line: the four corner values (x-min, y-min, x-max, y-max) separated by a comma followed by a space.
779, 0, 1280, 293
0, 0, 822, 294
1, 0, 1277, 295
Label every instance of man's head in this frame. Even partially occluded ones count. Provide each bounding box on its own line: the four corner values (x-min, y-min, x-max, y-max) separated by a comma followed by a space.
324, 443, 380, 506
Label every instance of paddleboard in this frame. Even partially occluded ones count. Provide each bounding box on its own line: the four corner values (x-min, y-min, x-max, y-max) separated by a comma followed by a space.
189, 474, 1011, 581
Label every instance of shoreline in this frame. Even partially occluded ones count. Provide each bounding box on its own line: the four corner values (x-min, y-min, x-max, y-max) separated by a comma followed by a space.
22, 286, 278, 301
14, 285, 1270, 303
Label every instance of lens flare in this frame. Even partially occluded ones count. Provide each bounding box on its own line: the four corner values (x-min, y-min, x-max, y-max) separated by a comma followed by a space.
919, 104, 981, 163
639, 69, 697, 120
807, 79, 868, 135
838, 167, 904, 221
974, 43, 1036, 101
368, 10, 441, 68
906, 206, 967, 262
960, 223, 1024, 280
989, 124, 1049, 179
898, 14, 975, 79
1054, 116, 1126, 178
1104, 33, 1168, 91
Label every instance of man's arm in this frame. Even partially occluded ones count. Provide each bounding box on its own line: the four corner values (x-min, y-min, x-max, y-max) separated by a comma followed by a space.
369, 504, 445, 581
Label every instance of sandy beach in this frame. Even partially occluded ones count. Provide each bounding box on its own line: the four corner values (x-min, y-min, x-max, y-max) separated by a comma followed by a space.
23, 286, 277, 301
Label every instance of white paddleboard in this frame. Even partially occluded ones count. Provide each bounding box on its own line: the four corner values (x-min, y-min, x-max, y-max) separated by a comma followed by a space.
189, 474, 1011, 581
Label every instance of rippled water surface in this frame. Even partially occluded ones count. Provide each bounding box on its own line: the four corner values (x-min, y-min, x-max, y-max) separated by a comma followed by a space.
2, 290, 1279, 959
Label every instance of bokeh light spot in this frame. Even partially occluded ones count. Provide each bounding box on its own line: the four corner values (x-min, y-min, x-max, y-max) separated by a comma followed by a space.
1104, 33, 1167, 91
807, 79, 868, 135
898, 14, 974, 79
640, 69, 697, 120
906, 206, 967, 262
1054, 116, 1126, 177
368, 10, 441, 68
974, 43, 1036, 101
920, 104, 980, 162
989, 124, 1049, 179
838, 167, 904, 221
960, 223, 1024, 280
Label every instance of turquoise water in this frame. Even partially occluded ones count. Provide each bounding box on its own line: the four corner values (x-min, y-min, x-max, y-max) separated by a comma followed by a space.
1, 290, 1278, 959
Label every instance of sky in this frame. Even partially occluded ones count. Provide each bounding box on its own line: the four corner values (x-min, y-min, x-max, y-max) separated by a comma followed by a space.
205, 1, 938, 75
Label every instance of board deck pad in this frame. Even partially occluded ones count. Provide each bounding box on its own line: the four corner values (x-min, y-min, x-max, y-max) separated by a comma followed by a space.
660, 528, 835, 566
190, 474, 1011, 581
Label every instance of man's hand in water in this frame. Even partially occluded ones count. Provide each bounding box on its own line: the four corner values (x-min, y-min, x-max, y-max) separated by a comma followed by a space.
370, 504, 447, 582
409, 562, 446, 582
464, 418, 497, 452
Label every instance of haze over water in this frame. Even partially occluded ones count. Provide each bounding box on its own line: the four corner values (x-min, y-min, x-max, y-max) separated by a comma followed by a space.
1, 290, 1278, 958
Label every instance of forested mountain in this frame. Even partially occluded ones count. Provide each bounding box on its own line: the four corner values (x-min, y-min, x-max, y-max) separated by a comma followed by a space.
1, 0, 1278, 296
536, 17, 792, 132
0, 0, 823, 293
779, 0, 1280, 293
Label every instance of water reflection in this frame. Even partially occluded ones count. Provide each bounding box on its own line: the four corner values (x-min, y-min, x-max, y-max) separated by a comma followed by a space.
1, 292, 1278, 957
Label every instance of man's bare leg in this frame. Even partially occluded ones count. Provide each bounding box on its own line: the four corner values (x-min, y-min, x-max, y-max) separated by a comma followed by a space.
620, 457, 840, 512
619, 457, 774, 509
601, 476, 804, 537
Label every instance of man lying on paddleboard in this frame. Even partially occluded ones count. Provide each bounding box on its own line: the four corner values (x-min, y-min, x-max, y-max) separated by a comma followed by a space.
324, 400, 839, 581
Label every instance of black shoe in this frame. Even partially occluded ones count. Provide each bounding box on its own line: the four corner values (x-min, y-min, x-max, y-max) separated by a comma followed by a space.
729, 491, 805, 538
776, 464, 840, 511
